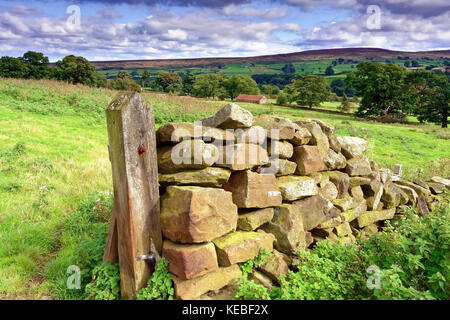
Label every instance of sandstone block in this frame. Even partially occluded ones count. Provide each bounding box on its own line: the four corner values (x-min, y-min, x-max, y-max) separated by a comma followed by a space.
277, 176, 318, 201
361, 224, 379, 237
395, 180, 433, 202
259, 203, 305, 254
202, 103, 253, 129
349, 176, 372, 188
350, 185, 365, 201
161, 186, 237, 243
260, 159, 297, 176
316, 216, 342, 229
267, 140, 294, 159
295, 119, 330, 157
337, 136, 369, 159
293, 195, 340, 231
216, 143, 269, 171
248, 271, 273, 289
324, 149, 347, 170
158, 167, 231, 188
305, 231, 314, 247
309, 172, 330, 187
319, 182, 339, 201
345, 156, 372, 176
172, 265, 242, 300
381, 182, 402, 209
430, 176, 450, 187
289, 127, 312, 145
158, 140, 219, 173
253, 114, 300, 140
237, 208, 274, 231
357, 208, 396, 228
394, 183, 419, 205
313, 120, 341, 153
361, 179, 384, 210
426, 182, 445, 194
291, 145, 327, 175
224, 171, 282, 208
338, 234, 356, 246
321, 171, 350, 198
213, 231, 275, 266
340, 200, 367, 223
163, 240, 218, 280
332, 195, 357, 211
156, 122, 199, 144
335, 222, 352, 237
258, 250, 289, 282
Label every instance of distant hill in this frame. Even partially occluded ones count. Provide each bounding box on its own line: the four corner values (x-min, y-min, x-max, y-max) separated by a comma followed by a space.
90, 47, 450, 70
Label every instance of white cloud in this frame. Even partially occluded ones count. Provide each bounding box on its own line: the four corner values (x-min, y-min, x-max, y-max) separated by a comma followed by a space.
0, 1, 448, 61
165, 29, 188, 41
223, 4, 288, 19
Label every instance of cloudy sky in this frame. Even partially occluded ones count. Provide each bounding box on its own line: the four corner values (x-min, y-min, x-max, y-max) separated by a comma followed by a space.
0, 0, 449, 62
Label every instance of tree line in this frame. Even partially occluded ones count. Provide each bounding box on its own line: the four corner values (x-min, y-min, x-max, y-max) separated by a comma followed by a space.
147, 71, 280, 100
0, 52, 109, 87
1, 52, 448, 127
276, 62, 449, 128
346, 62, 449, 128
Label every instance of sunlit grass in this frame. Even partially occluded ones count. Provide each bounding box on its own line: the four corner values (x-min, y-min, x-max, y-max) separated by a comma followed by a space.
0, 78, 448, 299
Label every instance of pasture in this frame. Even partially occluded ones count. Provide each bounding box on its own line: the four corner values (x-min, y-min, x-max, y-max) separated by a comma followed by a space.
0, 78, 448, 299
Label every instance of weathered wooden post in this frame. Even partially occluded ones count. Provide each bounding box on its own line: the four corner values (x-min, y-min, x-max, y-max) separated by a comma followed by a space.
103, 91, 162, 300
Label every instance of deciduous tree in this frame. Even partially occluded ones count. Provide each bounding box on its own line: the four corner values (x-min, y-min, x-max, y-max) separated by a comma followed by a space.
293, 75, 330, 108
345, 62, 408, 117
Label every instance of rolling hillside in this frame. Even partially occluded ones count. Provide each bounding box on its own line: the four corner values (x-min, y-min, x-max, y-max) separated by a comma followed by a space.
90, 47, 450, 70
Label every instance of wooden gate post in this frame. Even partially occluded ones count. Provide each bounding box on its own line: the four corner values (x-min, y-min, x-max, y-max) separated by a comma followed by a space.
103, 91, 162, 299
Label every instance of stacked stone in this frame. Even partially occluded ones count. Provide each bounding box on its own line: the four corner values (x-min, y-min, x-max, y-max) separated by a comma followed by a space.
155, 103, 448, 300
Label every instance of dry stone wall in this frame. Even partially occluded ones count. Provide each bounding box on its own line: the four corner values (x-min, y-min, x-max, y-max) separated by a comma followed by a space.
155, 103, 449, 300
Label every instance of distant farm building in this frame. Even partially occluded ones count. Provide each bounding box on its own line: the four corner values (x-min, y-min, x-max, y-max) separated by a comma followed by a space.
236, 94, 268, 104
431, 67, 450, 72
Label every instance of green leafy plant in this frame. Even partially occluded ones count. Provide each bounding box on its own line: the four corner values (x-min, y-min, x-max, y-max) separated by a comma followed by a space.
85, 263, 120, 300
235, 276, 272, 300
235, 197, 449, 300
239, 248, 273, 277
235, 249, 274, 300
136, 258, 174, 300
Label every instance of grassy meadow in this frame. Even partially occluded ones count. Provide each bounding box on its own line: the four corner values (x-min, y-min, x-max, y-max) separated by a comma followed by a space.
0, 78, 449, 299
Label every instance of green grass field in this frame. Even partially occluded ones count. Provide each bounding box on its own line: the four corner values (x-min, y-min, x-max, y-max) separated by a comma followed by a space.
0, 78, 449, 299
98, 58, 447, 82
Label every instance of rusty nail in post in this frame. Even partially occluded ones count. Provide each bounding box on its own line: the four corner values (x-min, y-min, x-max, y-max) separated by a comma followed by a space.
138, 145, 147, 155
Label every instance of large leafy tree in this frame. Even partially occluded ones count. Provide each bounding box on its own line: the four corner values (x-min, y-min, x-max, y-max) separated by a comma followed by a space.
293, 75, 330, 108
405, 70, 449, 128
55, 55, 97, 86
261, 84, 280, 96
22, 51, 50, 79
346, 62, 408, 117
325, 66, 335, 75
117, 70, 132, 79
182, 73, 196, 95
141, 70, 151, 87
0, 56, 28, 78
330, 78, 355, 97
156, 71, 182, 93
283, 83, 298, 104
282, 63, 296, 74
223, 75, 260, 100
192, 73, 227, 99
